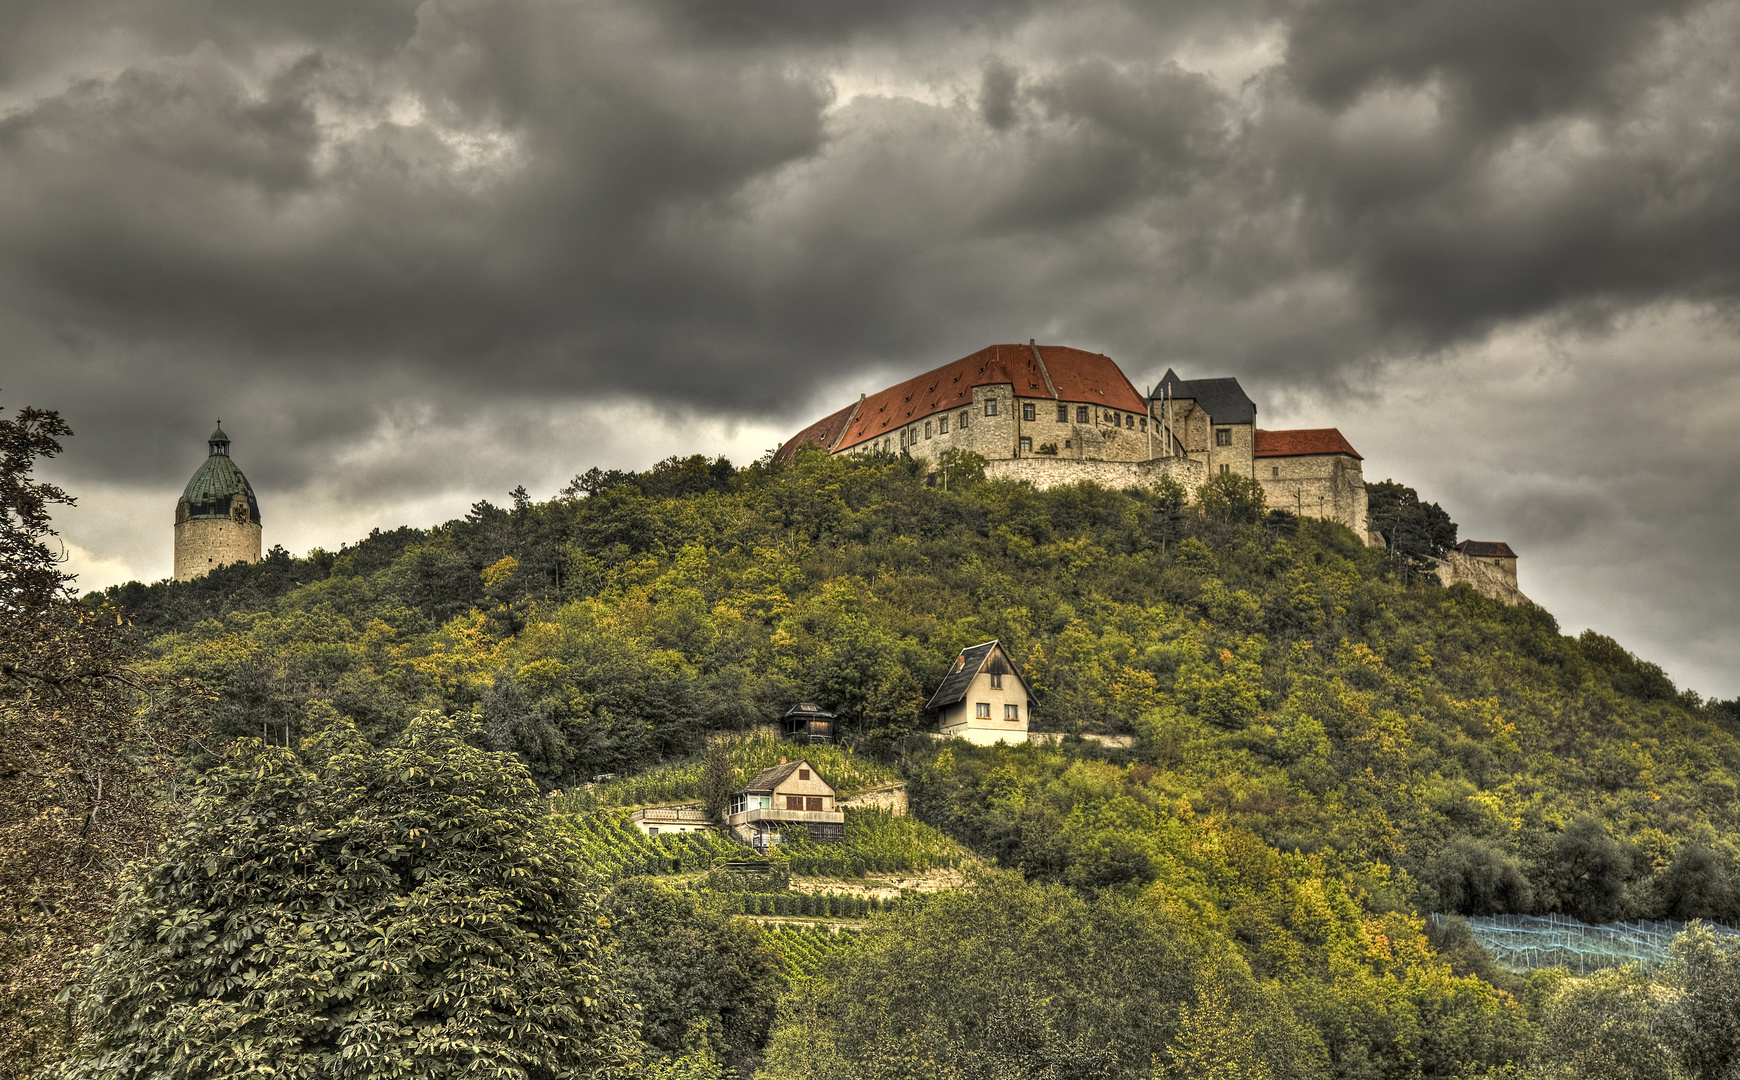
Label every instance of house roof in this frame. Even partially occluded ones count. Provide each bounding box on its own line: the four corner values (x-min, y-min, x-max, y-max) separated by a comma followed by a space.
1149, 372, 1256, 425
925, 640, 1029, 711
776, 401, 860, 462
739, 759, 832, 795
1254, 428, 1363, 460
1456, 540, 1518, 559
797, 344, 1148, 455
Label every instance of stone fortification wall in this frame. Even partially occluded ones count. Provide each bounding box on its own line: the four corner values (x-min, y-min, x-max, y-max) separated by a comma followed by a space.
1257, 453, 1371, 539
1434, 552, 1527, 606
983, 455, 1206, 493
174, 517, 261, 582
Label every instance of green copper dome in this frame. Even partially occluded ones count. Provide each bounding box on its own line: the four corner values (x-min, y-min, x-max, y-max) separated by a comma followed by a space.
180, 425, 261, 524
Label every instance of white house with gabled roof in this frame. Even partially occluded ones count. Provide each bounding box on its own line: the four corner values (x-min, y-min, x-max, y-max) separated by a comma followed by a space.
926, 640, 1035, 746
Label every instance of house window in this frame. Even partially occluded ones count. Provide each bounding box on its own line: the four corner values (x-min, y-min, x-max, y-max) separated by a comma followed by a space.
1076, 405, 1089, 423
1057, 404, 1069, 422
990, 673, 1003, 689
985, 399, 999, 417
960, 411, 969, 428
648, 826, 660, 836
975, 702, 991, 718
1005, 704, 1020, 720
786, 795, 805, 810
925, 421, 933, 439
1215, 428, 1232, 446
760, 796, 772, 810
799, 769, 810, 780
939, 415, 949, 434
1022, 402, 1036, 421
1019, 436, 1032, 453
1272, 466, 1280, 478
806, 796, 823, 811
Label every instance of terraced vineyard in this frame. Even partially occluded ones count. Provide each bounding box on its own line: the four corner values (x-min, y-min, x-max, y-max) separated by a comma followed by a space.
574, 732, 901, 807
725, 891, 900, 918
555, 808, 745, 879
761, 922, 864, 980
779, 808, 969, 877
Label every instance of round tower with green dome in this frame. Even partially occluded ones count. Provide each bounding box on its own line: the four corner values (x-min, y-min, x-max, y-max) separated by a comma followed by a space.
173, 423, 262, 582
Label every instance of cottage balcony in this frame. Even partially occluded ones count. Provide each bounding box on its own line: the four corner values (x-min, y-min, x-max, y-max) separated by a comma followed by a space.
630, 805, 711, 825
726, 806, 845, 828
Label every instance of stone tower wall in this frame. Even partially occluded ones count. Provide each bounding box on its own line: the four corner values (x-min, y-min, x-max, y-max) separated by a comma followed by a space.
174, 517, 262, 582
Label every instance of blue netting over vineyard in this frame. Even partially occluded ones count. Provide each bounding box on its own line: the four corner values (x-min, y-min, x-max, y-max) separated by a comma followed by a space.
1436, 913, 1740, 974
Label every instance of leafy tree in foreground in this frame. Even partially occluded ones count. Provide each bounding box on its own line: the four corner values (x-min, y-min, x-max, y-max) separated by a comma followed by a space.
53, 711, 643, 1080
0, 402, 193, 1079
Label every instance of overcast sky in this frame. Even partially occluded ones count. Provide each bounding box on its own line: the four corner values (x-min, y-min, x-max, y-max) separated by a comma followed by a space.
5, 0, 1738, 698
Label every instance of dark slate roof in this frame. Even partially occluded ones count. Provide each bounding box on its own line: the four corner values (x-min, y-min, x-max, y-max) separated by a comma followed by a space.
925, 640, 1027, 711
739, 759, 832, 794
1148, 372, 1256, 425
1456, 540, 1518, 559
181, 444, 261, 524
1153, 369, 1193, 400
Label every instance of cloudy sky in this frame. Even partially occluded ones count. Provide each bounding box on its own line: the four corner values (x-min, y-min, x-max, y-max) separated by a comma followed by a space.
5, 0, 1737, 698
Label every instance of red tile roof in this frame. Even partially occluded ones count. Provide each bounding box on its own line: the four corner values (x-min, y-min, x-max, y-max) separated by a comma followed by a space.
825, 344, 1148, 454
1254, 428, 1362, 460
776, 401, 859, 462
1455, 540, 1518, 559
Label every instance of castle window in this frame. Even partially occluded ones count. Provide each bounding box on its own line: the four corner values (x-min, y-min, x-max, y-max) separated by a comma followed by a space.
1064, 439, 1071, 448
1272, 466, 1280, 478
1125, 414, 1134, 429
939, 415, 949, 434
960, 411, 969, 428
1215, 428, 1232, 446
1022, 402, 1036, 421
1019, 436, 1032, 453
985, 399, 998, 417
1140, 418, 1146, 431
990, 673, 1002, 689
1004, 704, 1020, 720
1076, 405, 1089, 423
925, 421, 933, 439
975, 702, 991, 718
1220, 464, 1229, 474
1057, 404, 1068, 422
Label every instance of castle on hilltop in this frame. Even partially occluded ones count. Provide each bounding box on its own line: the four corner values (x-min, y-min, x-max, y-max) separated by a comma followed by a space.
174, 424, 262, 582
778, 342, 1378, 542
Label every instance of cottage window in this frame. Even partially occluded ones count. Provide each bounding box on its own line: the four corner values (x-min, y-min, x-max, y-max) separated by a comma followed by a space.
1057, 404, 1069, 422
925, 420, 933, 439
939, 415, 949, 434
1004, 705, 1020, 720
807, 796, 824, 811
1076, 405, 1089, 423
648, 826, 660, 836
1022, 402, 1036, 421
1019, 436, 1032, 453
760, 796, 772, 810
799, 769, 810, 781
786, 795, 805, 810
989, 673, 1003, 689
975, 702, 991, 718
1215, 428, 1232, 446
985, 399, 999, 417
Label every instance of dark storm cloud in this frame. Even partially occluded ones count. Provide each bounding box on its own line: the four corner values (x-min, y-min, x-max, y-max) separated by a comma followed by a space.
7, 0, 1740, 693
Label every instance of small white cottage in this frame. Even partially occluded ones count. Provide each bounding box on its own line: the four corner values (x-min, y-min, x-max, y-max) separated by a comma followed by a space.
926, 640, 1035, 746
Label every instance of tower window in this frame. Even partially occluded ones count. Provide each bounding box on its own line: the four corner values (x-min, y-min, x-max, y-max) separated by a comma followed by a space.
985, 399, 999, 417
1022, 402, 1036, 421
1215, 428, 1232, 446
1057, 404, 1068, 422
1076, 405, 1089, 423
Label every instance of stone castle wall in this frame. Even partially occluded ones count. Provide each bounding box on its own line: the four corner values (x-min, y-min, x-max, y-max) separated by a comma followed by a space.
174, 517, 261, 582
1434, 551, 1527, 606
983, 455, 1206, 492
861, 383, 1156, 467
1258, 453, 1371, 538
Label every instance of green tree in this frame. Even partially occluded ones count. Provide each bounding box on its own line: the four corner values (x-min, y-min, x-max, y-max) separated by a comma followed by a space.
699, 737, 737, 824
1662, 922, 1740, 1080
52, 711, 643, 1080
1527, 966, 1671, 1080
1365, 480, 1457, 566
0, 403, 193, 1079
1197, 473, 1266, 524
